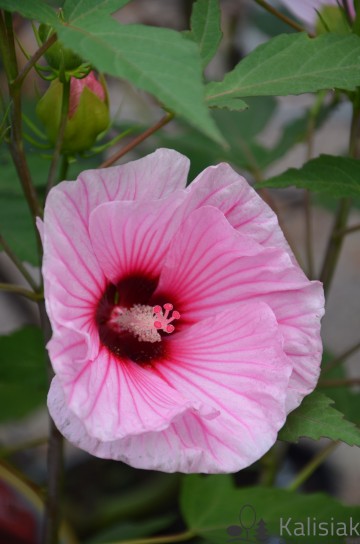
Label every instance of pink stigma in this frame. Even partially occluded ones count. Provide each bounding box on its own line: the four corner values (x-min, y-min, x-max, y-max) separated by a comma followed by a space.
153, 303, 180, 334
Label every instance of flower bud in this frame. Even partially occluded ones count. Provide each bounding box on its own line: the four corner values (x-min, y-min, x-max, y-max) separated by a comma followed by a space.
36, 72, 110, 154
38, 23, 84, 71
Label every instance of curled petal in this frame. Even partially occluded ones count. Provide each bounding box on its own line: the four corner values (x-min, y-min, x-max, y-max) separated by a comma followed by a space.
48, 301, 291, 472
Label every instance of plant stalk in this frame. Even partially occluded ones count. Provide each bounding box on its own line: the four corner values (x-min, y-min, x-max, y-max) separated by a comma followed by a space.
252, 0, 311, 34
39, 301, 63, 544
287, 441, 339, 491
100, 112, 174, 168
0, 282, 43, 301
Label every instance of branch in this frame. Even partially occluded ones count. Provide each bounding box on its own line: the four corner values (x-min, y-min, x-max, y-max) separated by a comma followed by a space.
334, 222, 360, 238
252, 0, 311, 35
323, 340, 360, 374
287, 441, 339, 491
0, 282, 43, 301
0, 232, 40, 291
39, 301, 63, 544
99, 112, 174, 168
13, 33, 57, 88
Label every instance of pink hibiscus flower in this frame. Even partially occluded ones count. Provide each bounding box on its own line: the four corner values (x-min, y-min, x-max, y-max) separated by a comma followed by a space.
39, 149, 324, 473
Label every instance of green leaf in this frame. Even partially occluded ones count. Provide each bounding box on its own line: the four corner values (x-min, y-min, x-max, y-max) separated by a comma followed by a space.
190, 0, 222, 68
63, 0, 130, 23
0, 0, 57, 23
181, 475, 360, 543
258, 154, 360, 197
279, 392, 360, 446
206, 32, 360, 105
54, 21, 223, 143
0, 327, 47, 421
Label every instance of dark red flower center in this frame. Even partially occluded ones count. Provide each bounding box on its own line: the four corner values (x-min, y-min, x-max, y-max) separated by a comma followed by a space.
95, 274, 178, 365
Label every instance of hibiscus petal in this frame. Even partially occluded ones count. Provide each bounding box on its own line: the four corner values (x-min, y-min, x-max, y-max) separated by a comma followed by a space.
89, 192, 185, 283
48, 301, 291, 473
49, 342, 217, 441
155, 206, 324, 412
185, 162, 295, 259
77, 148, 189, 203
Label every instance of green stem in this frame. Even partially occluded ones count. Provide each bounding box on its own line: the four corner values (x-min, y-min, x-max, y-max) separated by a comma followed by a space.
39, 301, 63, 544
259, 444, 280, 486
100, 112, 174, 168
13, 33, 57, 88
252, 0, 311, 34
0, 232, 40, 291
287, 441, 339, 491
46, 78, 71, 194
109, 530, 196, 544
319, 198, 351, 296
323, 340, 360, 374
0, 282, 43, 301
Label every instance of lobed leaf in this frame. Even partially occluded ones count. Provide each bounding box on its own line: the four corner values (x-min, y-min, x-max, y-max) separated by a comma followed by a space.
279, 392, 360, 446
206, 32, 360, 106
258, 154, 360, 197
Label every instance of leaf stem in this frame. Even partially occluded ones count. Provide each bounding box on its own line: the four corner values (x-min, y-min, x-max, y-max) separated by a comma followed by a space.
323, 340, 360, 373
0, 232, 40, 291
0, 282, 43, 301
13, 33, 57, 88
251, 0, 311, 34
99, 112, 174, 168
46, 78, 71, 194
107, 530, 196, 544
287, 441, 339, 491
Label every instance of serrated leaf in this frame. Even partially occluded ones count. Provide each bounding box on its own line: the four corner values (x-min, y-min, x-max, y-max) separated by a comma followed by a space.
279, 392, 360, 446
0, 0, 57, 23
0, 327, 47, 421
190, 0, 222, 68
63, 0, 129, 23
258, 154, 360, 197
181, 475, 360, 543
206, 32, 360, 105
